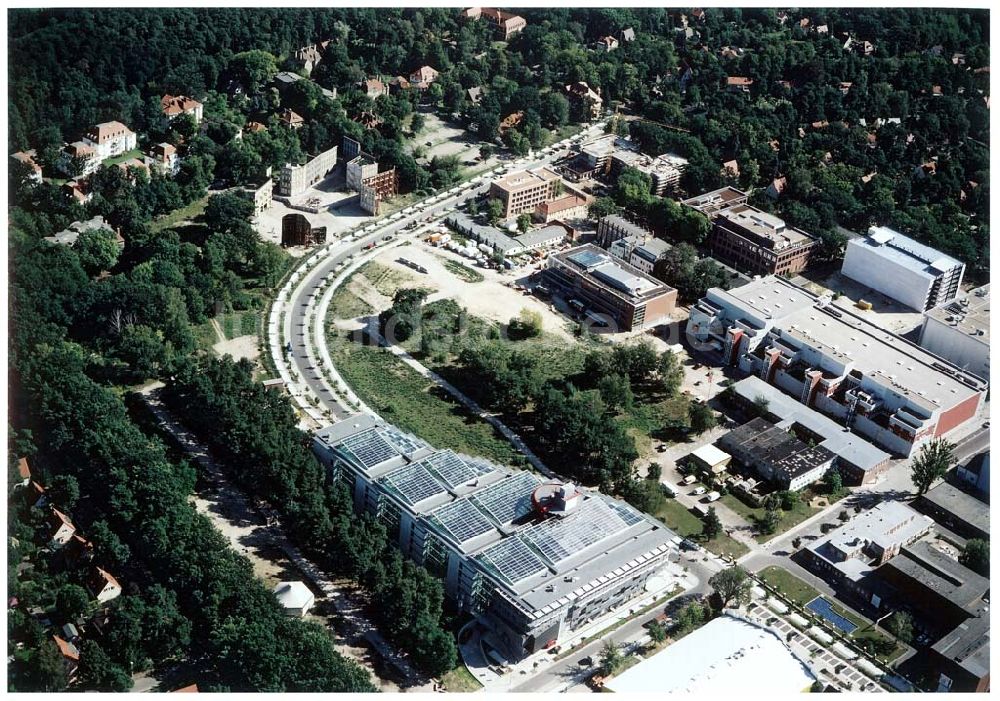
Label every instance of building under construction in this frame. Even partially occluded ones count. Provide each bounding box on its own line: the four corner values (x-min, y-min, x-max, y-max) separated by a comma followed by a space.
281, 213, 327, 247
312, 414, 676, 662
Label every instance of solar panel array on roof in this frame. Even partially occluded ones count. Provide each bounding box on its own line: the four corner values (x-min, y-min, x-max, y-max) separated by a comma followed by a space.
605, 497, 647, 527
471, 472, 542, 525
340, 428, 399, 469
568, 249, 608, 270
521, 499, 630, 567
382, 426, 429, 455
477, 536, 547, 585
430, 499, 496, 544
380, 463, 447, 506
419, 450, 496, 489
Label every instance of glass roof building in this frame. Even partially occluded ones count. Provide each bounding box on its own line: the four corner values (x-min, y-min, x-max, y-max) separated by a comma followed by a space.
313, 414, 676, 661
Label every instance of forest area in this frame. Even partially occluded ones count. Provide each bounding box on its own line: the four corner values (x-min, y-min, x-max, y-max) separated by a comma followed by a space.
7, 6, 991, 692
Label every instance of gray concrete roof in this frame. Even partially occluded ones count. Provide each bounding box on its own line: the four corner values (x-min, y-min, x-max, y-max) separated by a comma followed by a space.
920, 482, 990, 537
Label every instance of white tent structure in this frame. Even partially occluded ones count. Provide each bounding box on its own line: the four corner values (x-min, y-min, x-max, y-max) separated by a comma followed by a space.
273, 581, 316, 617
604, 616, 815, 694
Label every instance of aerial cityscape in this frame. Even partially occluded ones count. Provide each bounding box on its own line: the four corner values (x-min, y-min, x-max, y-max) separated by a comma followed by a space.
7, 5, 990, 695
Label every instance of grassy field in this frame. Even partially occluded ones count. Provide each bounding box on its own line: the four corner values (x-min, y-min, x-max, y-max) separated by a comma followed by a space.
757, 566, 905, 663
102, 147, 145, 168
360, 261, 422, 297
653, 498, 749, 560
439, 665, 483, 692
328, 282, 375, 319
150, 194, 210, 234
439, 257, 485, 283
720, 493, 824, 542
327, 328, 524, 466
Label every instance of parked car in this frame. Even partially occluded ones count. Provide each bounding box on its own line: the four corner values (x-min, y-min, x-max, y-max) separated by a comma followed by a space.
693, 486, 707, 496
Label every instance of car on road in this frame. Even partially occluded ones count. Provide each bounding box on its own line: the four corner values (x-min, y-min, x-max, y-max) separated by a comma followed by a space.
680, 538, 700, 552
578, 657, 593, 667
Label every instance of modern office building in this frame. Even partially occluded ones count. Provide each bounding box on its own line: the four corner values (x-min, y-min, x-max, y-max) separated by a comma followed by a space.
688, 276, 988, 457
841, 226, 965, 312
707, 204, 818, 276
803, 501, 934, 596
611, 150, 688, 196
543, 244, 677, 332
681, 186, 750, 216
277, 145, 338, 198
919, 285, 989, 380
312, 415, 676, 662
489, 168, 562, 219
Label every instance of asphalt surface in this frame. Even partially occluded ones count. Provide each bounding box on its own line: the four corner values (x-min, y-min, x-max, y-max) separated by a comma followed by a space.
277, 129, 604, 424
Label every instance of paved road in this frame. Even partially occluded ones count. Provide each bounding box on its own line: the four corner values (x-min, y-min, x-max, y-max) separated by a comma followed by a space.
274, 124, 607, 426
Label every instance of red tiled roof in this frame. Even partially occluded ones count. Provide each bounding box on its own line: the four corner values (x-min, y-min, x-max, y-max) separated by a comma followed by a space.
17, 458, 30, 481
173, 684, 199, 693
53, 636, 80, 661
161, 94, 202, 117
726, 76, 754, 86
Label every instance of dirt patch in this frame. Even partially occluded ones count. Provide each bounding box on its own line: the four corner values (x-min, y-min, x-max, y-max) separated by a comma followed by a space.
213, 334, 261, 363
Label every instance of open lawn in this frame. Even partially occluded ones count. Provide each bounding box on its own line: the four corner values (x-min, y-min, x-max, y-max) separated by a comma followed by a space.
653, 498, 748, 560
439, 665, 482, 692
757, 566, 905, 663
720, 492, 828, 542
150, 194, 210, 234
327, 329, 524, 467
102, 147, 145, 168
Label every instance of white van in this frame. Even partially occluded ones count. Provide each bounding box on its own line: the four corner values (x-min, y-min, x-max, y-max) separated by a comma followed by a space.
682, 475, 697, 485
706, 491, 721, 502
693, 486, 707, 496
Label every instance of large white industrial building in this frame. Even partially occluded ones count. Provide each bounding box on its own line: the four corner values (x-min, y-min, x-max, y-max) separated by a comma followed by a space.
919, 285, 989, 381
688, 276, 987, 457
841, 226, 965, 311
312, 415, 676, 662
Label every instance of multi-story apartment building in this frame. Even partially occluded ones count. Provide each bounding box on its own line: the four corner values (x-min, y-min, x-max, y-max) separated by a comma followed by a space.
628, 238, 671, 275
918, 285, 989, 380
463, 7, 527, 39
277, 145, 338, 198
544, 244, 677, 332
312, 415, 676, 662
707, 204, 818, 276
160, 94, 204, 123
346, 152, 398, 215
687, 276, 988, 457
83, 121, 137, 162
489, 167, 562, 219
842, 226, 965, 312
240, 178, 274, 217
146, 142, 179, 175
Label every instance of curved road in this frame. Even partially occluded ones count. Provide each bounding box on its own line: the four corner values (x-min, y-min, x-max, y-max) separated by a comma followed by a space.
272, 121, 609, 426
